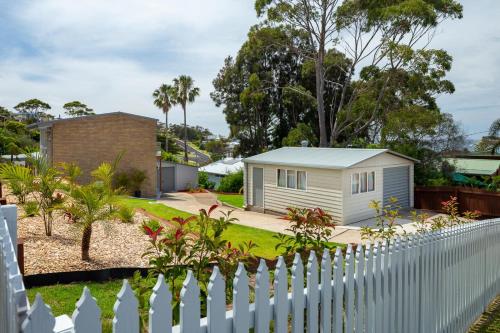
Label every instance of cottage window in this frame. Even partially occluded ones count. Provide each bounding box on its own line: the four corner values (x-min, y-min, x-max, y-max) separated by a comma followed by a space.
352, 171, 375, 195
297, 171, 307, 190
277, 169, 286, 187
287, 169, 296, 188
368, 171, 375, 191
360, 172, 368, 192
351, 173, 359, 194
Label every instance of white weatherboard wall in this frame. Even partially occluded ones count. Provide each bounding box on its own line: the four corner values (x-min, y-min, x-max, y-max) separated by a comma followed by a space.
245, 163, 343, 222
342, 153, 414, 224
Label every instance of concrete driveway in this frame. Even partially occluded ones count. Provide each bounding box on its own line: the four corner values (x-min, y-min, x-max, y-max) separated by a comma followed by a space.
158, 192, 366, 244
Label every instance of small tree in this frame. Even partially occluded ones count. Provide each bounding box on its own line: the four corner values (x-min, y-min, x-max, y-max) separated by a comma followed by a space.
63, 162, 120, 260
360, 197, 404, 242
0, 154, 63, 236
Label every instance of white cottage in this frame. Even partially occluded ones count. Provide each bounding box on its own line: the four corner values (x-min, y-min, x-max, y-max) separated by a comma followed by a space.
243, 147, 417, 225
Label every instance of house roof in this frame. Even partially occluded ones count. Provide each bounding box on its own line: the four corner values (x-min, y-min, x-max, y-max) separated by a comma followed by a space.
243, 147, 418, 169
444, 158, 500, 175
28, 112, 157, 129
199, 157, 244, 176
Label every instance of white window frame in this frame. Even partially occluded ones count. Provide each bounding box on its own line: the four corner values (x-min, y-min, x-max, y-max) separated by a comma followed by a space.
277, 169, 287, 188
351, 170, 375, 195
297, 170, 307, 191
276, 168, 307, 191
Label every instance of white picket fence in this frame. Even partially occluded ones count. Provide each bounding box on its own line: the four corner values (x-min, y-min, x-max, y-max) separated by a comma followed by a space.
0, 205, 29, 333
2, 206, 500, 333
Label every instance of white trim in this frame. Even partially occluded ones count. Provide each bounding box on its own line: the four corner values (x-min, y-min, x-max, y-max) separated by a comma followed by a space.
351, 170, 376, 196
276, 168, 308, 192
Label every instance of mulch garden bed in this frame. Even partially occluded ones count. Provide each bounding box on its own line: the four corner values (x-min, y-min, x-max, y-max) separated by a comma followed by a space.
17, 208, 153, 276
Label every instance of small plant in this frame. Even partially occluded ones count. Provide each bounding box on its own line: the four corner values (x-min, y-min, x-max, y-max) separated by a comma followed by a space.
360, 197, 405, 242
116, 205, 135, 223
274, 207, 335, 257
414, 196, 481, 233
21, 200, 38, 218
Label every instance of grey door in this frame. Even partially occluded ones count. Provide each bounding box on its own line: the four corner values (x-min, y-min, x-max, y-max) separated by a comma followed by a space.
161, 167, 176, 192
252, 167, 264, 208
383, 166, 410, 208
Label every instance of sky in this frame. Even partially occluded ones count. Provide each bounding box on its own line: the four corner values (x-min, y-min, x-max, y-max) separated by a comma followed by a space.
0, 0, 498, 139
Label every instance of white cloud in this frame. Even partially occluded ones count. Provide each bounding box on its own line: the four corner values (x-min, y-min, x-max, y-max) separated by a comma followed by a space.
1, 0, 258, 135
1, 0, 499, 138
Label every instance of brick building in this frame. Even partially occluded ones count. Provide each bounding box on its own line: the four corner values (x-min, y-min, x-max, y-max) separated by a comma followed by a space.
34, 112, 158, 196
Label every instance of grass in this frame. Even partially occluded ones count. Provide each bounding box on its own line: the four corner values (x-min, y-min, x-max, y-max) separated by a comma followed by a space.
118, 196, 283, 259
468, 296, 500, 332
216, 193, 244, 208
27, 280, 123, 332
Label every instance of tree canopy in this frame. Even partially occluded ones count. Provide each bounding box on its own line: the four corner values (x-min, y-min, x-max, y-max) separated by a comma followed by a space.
63, 101, 95, 117
14, 99, 53, 123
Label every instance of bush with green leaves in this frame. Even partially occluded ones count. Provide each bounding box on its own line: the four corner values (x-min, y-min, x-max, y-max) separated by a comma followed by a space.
198, 171, 215, 190
116, 205, 135, 223
142, 205, 256, 323
360, 197, 404, 242
274, 207, 335, 257
217, 170, 243, 193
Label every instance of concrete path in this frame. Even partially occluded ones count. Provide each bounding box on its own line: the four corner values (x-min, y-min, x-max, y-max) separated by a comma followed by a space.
158, 192, 365, 244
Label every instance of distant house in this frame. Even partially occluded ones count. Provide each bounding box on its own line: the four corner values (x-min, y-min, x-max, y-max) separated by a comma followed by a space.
32, 112, 158, 197
444, 155, 500, 177
199, 157, 243, 187
243, 147, 417, 225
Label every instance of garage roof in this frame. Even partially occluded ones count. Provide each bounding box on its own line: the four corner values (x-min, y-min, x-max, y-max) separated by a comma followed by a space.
444, 158, 500, 175
243, 147, 417, 169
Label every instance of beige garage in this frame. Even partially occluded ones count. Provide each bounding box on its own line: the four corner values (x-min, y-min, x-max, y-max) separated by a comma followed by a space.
243, 147, 417, 225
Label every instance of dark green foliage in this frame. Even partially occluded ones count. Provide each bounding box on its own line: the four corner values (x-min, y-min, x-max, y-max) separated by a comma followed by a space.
282, 123, 317, 147
217, 170, 243, 193
198, 171, 215, 190
168, 124, 212, 142
113, 168, 147, 194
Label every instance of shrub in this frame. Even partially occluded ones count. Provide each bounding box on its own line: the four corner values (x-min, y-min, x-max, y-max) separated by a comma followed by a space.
142, 204, 256, 320
129, 169, 146, 193
360, 197, 404, 242
116, 205, 135, 223
22, 201, 38, 218
162, 151, 180, 163
113, 171, 130, 192
217, 170, 243, 193
198, 171, 215, 190
274, 207, 335, 257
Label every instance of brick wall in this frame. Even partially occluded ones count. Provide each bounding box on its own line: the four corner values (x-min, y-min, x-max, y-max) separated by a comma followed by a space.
51, 114, 157, 197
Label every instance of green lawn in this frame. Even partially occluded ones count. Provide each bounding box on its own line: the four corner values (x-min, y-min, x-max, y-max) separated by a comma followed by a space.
27, 280, 123, 332
216, 193, 244, 208
119, 197, 283, 259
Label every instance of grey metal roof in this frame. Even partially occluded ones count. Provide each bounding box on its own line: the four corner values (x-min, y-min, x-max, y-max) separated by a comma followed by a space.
243, 147, 417, 169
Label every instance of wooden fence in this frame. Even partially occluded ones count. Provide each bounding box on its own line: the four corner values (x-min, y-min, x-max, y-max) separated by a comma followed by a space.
415, 186, 500, 217
2, 206, 500, 332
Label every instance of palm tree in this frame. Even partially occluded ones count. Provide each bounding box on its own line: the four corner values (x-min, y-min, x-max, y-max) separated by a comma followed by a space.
172, 75, 200, 162
153, 84, 176, 152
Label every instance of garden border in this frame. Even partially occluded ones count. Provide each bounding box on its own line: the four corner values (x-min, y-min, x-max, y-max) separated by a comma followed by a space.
23, 267, 149, 288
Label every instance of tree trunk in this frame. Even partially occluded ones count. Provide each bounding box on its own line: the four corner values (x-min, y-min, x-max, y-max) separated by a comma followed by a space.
315, 50, 328, 147
183, 105, 188, 162
81, 224, 92, 261
164, 109, 169, 152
